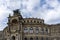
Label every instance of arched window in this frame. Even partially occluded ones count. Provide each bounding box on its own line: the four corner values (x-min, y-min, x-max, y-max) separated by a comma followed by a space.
30, 27, 33, 33
30, 37, 33, 40
12, 36, 15, 40
34, 21, 36, 23
24, 37, 27, 40
12, 19, 18, 24
45, 28, 48, 33
24, 27, 28, 33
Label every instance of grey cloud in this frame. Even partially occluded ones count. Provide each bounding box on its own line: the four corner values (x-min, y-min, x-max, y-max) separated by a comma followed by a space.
0, 0, 60, 30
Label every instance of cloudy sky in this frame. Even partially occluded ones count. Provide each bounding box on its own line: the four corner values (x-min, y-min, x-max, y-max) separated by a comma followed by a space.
0, 0, 60, 30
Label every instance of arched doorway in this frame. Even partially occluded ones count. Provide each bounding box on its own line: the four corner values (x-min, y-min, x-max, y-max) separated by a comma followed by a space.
24, 37, 27, 40
12, 36, 15, 40
30, 37, 33, 40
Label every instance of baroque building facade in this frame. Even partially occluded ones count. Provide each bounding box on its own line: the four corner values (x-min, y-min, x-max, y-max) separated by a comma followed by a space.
0, 9, 60, 40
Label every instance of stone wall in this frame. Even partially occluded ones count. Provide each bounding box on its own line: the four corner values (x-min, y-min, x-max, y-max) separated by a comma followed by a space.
0, 31, 3, 40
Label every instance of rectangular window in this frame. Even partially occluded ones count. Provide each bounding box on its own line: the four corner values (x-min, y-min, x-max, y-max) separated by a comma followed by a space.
41, 28, 44, 34
35, 27, 39, 34
30, 27, 33, 33
24, 27, 28, 33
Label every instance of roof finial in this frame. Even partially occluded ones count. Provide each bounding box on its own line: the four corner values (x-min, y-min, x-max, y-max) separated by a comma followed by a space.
13, 9, 20, 16
9, 14, 11, 17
